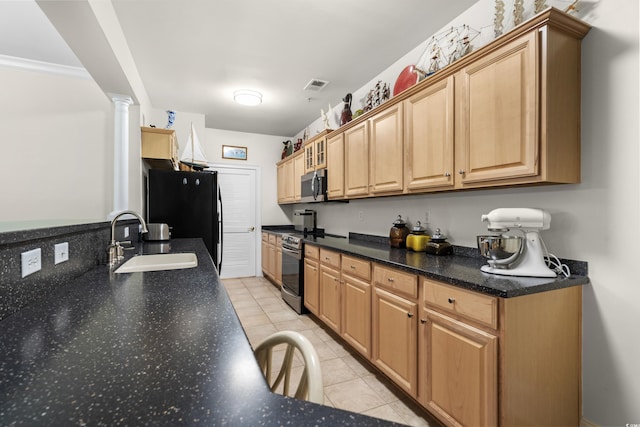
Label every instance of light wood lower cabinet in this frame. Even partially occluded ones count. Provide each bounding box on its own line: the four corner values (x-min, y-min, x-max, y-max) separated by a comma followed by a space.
372, 264, 419, 398
303, 258, 319, 315
421, 278, 581, 427
420, 308, 498, 427
261, 233, 269, 277
340, 255, 372, 358
275, 236, 282, 286
302, 245, 581, 427
261, 232, 281, 285
319, 249, 341, 333
319, 264, 341, 333
303, 245, 320, 314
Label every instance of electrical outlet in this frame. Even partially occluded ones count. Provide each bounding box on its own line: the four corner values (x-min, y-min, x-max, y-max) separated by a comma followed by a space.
21, 248, 42, 278
124, 226, 129, 238
358, 211, 365, 222
425, 210, 430, 224
54, 242, 69, 265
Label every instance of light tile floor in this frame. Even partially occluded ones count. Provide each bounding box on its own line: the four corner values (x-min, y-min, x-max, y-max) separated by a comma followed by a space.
222, 276, 440, 427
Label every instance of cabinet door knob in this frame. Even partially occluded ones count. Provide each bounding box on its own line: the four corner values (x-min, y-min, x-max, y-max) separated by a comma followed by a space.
387, 277, 395, 282
448, 298, 455, 304
458, 169, 465, 175
350, 265, 356, 269
444, 172, 451, 177
420, 318, 427, 324
407, 312, 414, 318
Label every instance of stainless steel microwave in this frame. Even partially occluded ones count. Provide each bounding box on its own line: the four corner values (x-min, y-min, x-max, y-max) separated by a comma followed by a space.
300, 169, 327, 203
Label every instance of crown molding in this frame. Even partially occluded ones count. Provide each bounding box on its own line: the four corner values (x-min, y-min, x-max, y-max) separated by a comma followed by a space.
0, 55, 91, 80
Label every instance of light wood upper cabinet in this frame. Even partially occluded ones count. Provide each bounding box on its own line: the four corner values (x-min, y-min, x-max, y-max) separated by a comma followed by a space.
304, 143, 315, 173
141, 127, 179, 170
299, 10, 588, 201
404, 76, 455, 192
344, 121, 369, 197
277, 152, 302, 204
315, 136, 327, 170
456, 31, 538, 186
293, 153, 304, 201
304, 134, 328, 174
369, 103, 404, 194
326, 133, 345, 199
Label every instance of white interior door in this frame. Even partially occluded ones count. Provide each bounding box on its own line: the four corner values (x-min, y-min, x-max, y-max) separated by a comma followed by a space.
211, 166, 258, 278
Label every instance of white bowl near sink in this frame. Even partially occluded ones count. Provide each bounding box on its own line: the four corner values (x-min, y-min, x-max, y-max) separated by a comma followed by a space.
114, 253, 198, 273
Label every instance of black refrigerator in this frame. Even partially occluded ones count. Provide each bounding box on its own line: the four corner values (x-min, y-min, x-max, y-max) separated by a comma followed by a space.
147, 169, 222, 272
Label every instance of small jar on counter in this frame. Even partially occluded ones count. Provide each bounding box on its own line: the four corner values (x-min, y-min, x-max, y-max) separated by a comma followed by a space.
389, 215, 410, 248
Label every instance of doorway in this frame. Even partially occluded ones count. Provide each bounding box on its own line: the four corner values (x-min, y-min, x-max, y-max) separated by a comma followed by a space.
208, 164, 260, 279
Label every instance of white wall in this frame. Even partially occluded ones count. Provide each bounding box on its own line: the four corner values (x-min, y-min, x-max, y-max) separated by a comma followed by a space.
298, 1, 640, 424
203, 127, 292, 225
0, 66, 113, 224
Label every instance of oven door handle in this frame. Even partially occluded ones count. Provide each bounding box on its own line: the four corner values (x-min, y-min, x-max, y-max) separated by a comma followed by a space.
281, 245, 302, 259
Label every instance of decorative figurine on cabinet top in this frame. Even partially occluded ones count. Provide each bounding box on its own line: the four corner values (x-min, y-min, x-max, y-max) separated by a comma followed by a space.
165, 110, 176, 129
340, 93, 353, 126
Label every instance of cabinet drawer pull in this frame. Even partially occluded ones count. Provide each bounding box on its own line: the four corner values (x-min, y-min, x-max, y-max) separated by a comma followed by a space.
387, 277, 395, 282
448, 298, 455, 304
350, 265, 356, 269
407, 312, 414, 318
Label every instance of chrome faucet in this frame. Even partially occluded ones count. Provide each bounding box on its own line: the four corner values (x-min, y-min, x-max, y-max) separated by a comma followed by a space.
108, 210, 149, 267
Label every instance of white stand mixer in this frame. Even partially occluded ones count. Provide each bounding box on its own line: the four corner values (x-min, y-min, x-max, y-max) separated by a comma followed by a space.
478, 208, 557, 278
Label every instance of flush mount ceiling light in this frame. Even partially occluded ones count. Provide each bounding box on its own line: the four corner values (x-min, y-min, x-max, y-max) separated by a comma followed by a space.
233, 89, 262, 106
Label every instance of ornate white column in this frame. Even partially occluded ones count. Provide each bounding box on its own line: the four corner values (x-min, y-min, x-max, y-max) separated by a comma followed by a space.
109, 94, 133, 219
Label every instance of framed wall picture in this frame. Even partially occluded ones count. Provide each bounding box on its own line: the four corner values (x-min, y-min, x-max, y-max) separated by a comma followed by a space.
222, 145, 248, 160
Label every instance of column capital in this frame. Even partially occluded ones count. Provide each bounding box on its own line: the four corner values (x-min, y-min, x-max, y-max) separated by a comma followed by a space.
108, 93, 133, 105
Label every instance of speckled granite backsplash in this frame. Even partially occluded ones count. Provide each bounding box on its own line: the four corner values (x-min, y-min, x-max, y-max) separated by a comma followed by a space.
0, 221, 139, 321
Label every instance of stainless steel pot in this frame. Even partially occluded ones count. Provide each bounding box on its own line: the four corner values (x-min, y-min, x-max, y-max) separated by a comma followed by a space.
144, 223, 171, 241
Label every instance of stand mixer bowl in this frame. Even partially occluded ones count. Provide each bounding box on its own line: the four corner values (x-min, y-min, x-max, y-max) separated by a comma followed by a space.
477, 235, 523, 268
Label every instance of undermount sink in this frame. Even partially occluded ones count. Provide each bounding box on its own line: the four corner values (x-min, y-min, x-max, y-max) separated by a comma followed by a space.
114, 253, 198, 274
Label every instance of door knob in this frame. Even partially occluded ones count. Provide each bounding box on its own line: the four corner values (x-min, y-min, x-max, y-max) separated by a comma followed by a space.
249, 226, 255, 231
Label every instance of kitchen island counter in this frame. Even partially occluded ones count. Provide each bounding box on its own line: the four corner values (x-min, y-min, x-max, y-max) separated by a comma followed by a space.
304, 235, 589, 298
0, 238, 397, 426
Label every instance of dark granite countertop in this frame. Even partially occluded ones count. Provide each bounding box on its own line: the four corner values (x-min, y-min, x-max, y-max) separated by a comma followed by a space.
303, 235, 590, 298
0, 238, 398, 426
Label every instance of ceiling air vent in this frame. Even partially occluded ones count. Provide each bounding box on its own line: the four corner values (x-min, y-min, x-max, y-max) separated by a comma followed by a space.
303, 79, 329, 92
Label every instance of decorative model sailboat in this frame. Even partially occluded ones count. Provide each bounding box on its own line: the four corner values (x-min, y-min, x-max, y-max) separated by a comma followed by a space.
180, 123, 209, 170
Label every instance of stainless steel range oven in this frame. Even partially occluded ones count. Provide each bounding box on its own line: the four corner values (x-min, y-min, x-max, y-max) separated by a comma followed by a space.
280, 234, 305, 314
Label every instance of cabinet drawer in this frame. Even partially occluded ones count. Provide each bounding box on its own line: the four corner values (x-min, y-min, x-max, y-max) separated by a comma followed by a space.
262, 232, 269, 242
423, 279, 498, 330
320, 249, 341, 269
304, 245, 319, 260
276, 236, 282, 246
373, 265, 418, 300
267, 233, 277, 245
341, 255, 371, 281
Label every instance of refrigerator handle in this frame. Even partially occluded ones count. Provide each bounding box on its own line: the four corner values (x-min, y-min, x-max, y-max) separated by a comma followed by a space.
218, 184, 223, 274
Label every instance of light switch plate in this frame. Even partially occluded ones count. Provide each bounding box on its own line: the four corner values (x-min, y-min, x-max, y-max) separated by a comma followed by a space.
21, 248, 42, 278
54, 242, 69, 264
